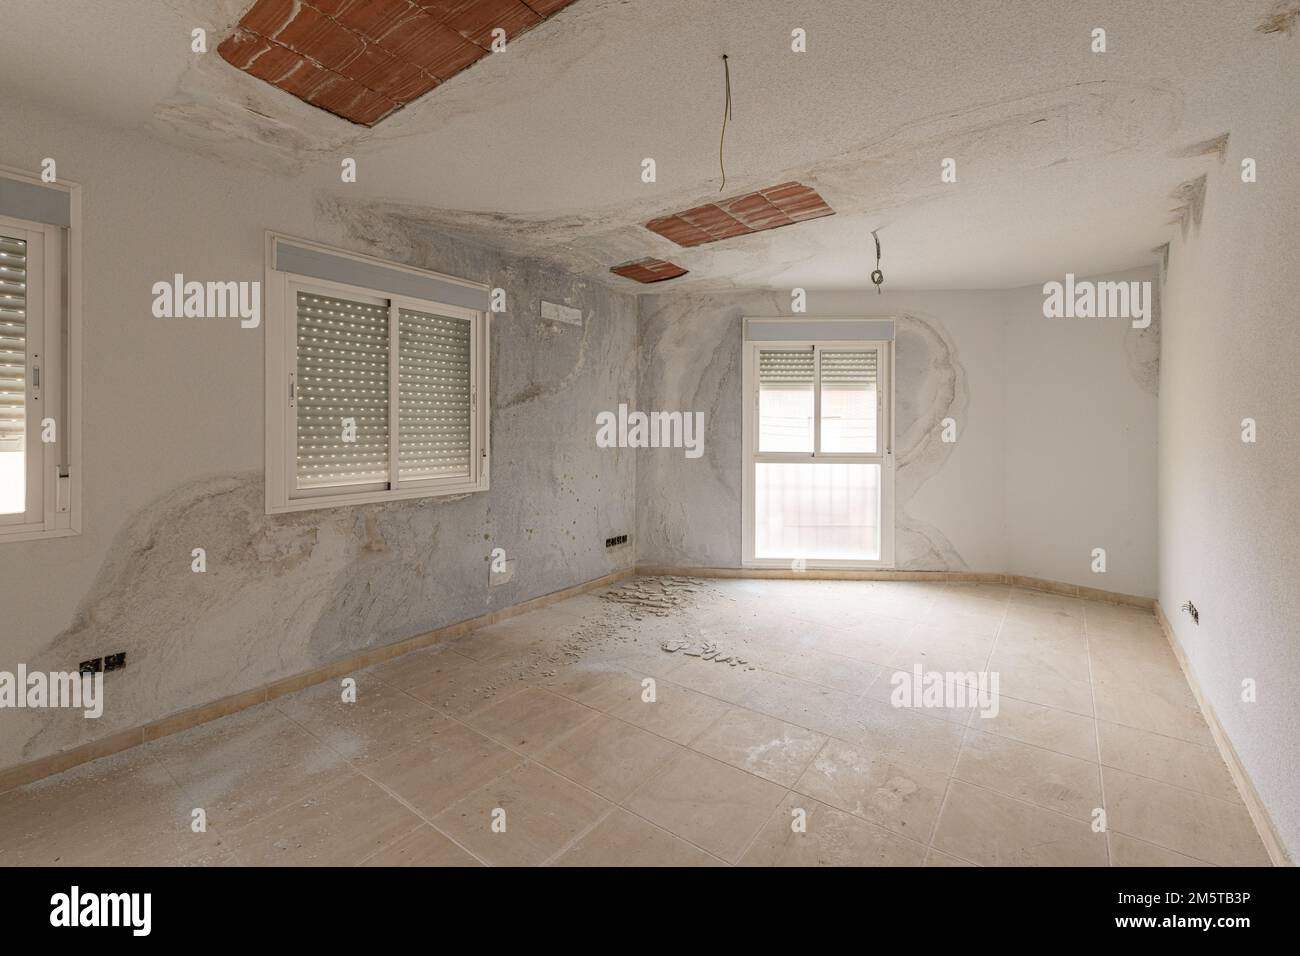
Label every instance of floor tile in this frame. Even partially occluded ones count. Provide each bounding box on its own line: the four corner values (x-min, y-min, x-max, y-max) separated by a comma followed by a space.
431, 762, 611, 866
624, 750, 786, 863
535, 714, 679, 801
792, 738, 947, 842
1093, 680, 1213, 746
276, 678, 450, 765
0, 747, 213, 866
552, 808, 720, 866
1098, 720, 1239, 802
976, 695, 1098, 760
741, 793, 926, 867
606, 679, 731, 745
359, 825, 482, 867
932, 780, 1107, 866
1107, 831, 1210, 867
825, 695, 967, 773
955, 729, 1102, 820
690, 707, 827, 787
361, 722, 524, 816
464, 687, 598, 756
148, 705, 352, 832
1102, 767, 1269, 866
227, 773, 423, 866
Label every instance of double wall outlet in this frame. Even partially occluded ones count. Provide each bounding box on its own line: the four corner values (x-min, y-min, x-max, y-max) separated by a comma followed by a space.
78, 652, 126, 674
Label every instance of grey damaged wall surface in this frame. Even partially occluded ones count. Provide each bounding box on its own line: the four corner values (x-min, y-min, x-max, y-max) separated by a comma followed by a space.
0, 101, 637, 771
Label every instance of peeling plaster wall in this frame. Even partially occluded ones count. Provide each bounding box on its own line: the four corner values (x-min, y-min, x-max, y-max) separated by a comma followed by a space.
0, 97, 637, 770
636, 280, 1157, 596
1158, 32, 1300, 860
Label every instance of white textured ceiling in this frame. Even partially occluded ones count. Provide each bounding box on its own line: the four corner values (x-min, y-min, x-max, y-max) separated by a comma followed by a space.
0, 0, 1291, 290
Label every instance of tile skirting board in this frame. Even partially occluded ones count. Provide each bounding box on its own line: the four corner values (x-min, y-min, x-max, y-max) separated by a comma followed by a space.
636, 566, 1154, 609
0, 568, 634, 795
1154, 601, 1291, 867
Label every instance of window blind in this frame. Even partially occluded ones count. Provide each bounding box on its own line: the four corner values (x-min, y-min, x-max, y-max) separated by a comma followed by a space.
0, 235, 27, 453
398, 307, 472, 481
758, 348, 815, 385
295, 291, 389, 489
819, 350, 877, 387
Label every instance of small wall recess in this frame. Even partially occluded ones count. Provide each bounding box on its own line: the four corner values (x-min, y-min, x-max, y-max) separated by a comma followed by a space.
104, 652, 127, 672
605, 534, 629, 548
1181, 601, 1199, 625
78, 658, 102, 674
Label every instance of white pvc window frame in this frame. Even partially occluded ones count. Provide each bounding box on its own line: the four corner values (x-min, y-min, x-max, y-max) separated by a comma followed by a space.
741, 320, 895, 569
0, 165, 82, 544
264, 235, 490, 514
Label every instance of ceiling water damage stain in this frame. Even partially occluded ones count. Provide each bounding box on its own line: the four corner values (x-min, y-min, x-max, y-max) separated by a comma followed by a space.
1168, 174, 1208, 235
1256, 0, 1300, 35
218, 0, 580, 125
1173, 132, 1230, 160
645, 182, 835, 248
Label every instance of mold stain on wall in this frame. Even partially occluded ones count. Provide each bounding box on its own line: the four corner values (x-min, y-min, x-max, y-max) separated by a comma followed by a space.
892, 314, 969, 571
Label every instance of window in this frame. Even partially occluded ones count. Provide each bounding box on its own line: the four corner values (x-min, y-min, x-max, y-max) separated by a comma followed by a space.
265, 235, 489, 513
0, 170, 81, 542
742, 320, 893, 567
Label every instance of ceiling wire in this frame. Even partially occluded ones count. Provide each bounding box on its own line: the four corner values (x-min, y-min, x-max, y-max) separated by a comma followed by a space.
871, 230, 885, 294
719, 54, 733, 192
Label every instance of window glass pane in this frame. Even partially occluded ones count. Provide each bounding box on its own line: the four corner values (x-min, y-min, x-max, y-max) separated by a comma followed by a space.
758, 348, 814, 453
819, 349, 877, 453
295, 291, 389, 489
754, 462, 880, 560
398, 307, 472, 481
0, 234, 27, 515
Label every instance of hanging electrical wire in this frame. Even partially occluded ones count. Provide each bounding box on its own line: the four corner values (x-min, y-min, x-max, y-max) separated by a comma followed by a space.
871, 230, 885, 293
718, 54, 733, 192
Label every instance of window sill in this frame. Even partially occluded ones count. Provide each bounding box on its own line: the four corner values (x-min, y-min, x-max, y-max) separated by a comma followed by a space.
266, 477, 489, 515
0, 525, 80, 545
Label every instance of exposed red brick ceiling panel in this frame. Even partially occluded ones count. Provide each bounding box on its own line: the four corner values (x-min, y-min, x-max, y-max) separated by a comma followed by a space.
645, 182, 835, 248
218, 0, 579, 126
610, 259, 690, 284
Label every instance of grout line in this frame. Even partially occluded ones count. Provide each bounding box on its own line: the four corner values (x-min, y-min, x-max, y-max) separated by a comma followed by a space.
1081, 602, 1112, 866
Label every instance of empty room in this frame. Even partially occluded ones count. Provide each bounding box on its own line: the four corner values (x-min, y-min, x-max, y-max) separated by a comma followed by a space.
1, 0, 1298, 903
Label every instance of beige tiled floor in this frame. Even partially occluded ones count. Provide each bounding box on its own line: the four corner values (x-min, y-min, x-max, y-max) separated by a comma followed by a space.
0, 579, 1272, 866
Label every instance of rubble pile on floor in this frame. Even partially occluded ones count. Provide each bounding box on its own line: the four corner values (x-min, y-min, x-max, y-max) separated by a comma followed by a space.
598, 577, 706, 617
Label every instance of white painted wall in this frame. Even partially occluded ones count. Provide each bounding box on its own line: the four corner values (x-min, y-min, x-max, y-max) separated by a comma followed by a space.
1003, 271, 1159, 597
1158, 34, 1300, 861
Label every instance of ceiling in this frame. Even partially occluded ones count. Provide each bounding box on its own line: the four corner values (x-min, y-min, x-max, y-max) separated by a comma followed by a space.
0, 0, 1292, 291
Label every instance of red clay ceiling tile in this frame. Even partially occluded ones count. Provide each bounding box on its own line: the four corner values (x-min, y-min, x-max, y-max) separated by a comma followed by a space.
276, 56, 339, 100
375, 13, 485, 78
243, 42, 310, 86
278, 5, 368, 68
610, 258, 690, 284
645, 182, 834, 247
238, 0, 296, 37
217, 28, 273, 69
445, 0, 542, 49
347, 46, 439, 101
221, 0, 581, 124
328, 0, 420, 41
522, 0, 577, 15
